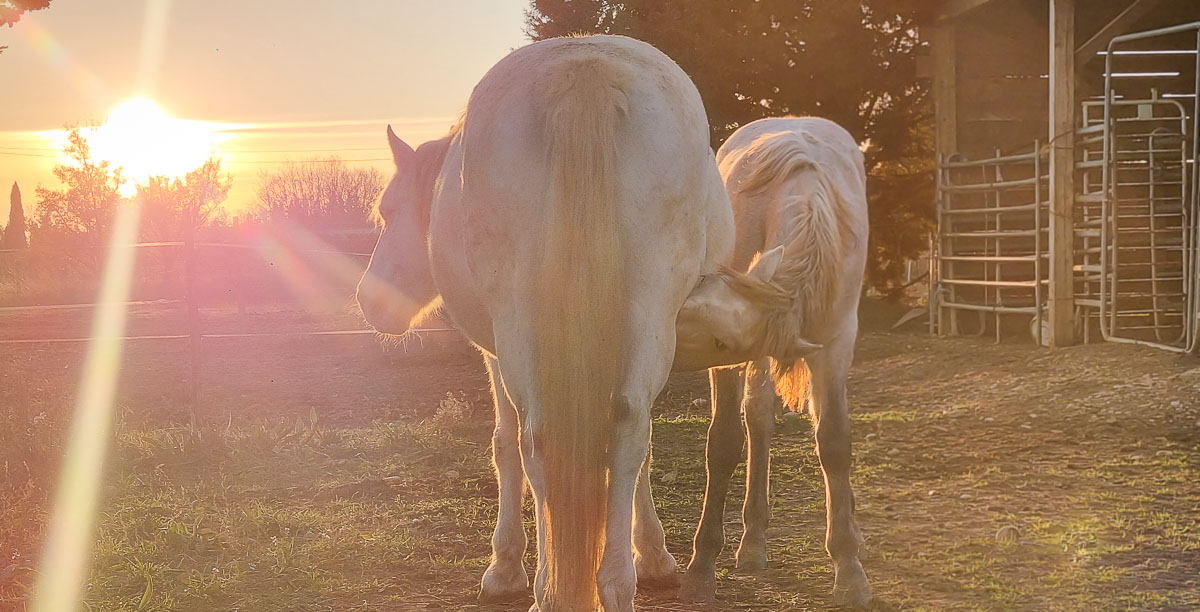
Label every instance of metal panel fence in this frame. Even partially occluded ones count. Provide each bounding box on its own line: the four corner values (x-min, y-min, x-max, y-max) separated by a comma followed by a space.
934, 21, 1199, 351
934, 144, 1049, 343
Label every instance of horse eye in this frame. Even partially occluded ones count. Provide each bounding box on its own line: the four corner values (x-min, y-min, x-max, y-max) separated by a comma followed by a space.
714, 339, 728, 351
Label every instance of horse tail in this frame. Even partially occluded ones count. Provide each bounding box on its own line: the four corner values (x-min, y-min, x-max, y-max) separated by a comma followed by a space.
533, 54, 630, 610
772, 356, 812, 412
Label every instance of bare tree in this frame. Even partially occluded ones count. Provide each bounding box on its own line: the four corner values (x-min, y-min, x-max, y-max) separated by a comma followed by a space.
255, 158, 384, 229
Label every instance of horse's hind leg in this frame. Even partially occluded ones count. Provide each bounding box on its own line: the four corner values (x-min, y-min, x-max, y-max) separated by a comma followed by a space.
679, 365, 746, 603
479, 356, 530, 601
597, 396, 652, 612
632, 444, 679, 588
736, 357, 777, 571
809, 335, 871, 608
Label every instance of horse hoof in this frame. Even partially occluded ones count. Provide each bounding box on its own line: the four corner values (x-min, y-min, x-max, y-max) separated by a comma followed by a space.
479, 562, 529, 601
832, 561, 872, 609
598, 564, 637, 612
635, 550, 680, 589
735, 545, 768, 571
677, 569, 717, 603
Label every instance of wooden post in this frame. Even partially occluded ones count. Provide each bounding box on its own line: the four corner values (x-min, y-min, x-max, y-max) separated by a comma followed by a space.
933, 24, 958, 335
1049, 0, 1076, 346
933, 26, 958, 158
184, 212, 201, 405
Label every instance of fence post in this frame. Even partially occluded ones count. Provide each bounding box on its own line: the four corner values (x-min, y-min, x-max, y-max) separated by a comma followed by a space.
184, 214, 201, 406
1048, 0, 1077, 346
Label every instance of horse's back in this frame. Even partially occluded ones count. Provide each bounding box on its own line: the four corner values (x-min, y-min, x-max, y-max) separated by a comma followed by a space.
451, 35, 729, 338
719, 117, 866, 206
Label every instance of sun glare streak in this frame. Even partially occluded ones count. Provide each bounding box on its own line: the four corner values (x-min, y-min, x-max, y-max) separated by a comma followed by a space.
252, 221, 372, 312
30, 200, 142, 612
16, 15, 110, 103
136, 0, 171, 94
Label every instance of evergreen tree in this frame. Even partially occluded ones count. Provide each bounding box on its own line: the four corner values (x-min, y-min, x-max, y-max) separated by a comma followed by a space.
1, 182, 27, 249
526, 0, 937, 296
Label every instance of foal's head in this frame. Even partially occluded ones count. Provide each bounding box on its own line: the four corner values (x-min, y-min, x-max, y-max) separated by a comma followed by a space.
356, 126, 451, 335
674, 246, 820, 371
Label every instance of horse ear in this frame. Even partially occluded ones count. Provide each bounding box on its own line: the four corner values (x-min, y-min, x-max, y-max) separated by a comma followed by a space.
387, 125, 416, 167
786, 337, 822, 359
748, 246, 785, 282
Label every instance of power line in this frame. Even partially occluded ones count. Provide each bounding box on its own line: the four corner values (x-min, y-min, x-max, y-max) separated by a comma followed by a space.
0, 150, 59, 158
0, 145, 390, 154
232, 158, 392, 164
227, 147, 388, 153
0, 150, 392, 164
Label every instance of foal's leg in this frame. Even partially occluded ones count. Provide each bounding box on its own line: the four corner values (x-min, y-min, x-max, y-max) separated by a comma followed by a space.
632, 444, 679, 587
809, 334, 871, 608
679, 365, 746, 603
479, 356, 530, 600
736, 357, 778, 570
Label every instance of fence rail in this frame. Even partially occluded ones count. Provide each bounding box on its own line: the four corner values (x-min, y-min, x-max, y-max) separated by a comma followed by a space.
934, 143, 1049, 343
1, 232, 458, 402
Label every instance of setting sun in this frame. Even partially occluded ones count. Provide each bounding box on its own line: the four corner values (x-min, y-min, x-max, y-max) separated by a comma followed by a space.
87, 98, 224, 196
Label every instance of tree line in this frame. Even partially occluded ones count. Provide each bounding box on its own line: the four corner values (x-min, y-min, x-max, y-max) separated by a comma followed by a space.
0, 126, 384, 251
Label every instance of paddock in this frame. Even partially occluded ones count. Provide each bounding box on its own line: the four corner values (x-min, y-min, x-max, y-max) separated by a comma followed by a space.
4, 3, 1200, 610
2, 302, 1197, 611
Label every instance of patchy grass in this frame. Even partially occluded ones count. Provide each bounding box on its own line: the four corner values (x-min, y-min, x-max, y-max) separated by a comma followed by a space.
3, 306, 1200, 610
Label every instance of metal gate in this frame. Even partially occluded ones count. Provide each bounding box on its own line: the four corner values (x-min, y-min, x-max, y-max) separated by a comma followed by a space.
1076, 22, 1200, 351
934, 145, 1049, 343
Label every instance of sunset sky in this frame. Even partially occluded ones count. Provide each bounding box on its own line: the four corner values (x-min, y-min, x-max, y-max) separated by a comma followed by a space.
0, 0, 530, 217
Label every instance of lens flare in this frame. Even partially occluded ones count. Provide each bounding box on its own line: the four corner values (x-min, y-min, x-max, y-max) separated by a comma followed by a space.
30, 201, 142, 612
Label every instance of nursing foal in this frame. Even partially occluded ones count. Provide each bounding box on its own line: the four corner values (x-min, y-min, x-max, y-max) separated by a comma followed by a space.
675, 117, 872, 608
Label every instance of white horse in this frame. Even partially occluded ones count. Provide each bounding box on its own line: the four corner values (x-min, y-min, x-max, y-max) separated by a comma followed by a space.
357, 35, 741, 612
673, 117, 872, 608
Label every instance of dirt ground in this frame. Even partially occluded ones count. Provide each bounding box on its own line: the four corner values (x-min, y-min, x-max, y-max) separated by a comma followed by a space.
2, 301, 1198, 611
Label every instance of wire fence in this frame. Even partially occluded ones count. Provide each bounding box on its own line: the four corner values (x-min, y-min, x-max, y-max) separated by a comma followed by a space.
0, 230, 460, 403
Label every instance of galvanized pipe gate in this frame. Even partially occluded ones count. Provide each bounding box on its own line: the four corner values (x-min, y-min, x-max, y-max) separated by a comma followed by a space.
934, 21, 1199, 350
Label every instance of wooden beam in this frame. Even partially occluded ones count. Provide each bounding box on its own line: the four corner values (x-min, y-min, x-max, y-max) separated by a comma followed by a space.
932, 24, 958, 336
933, 26, 958, 156
1075, 0, 1165, 67
1049, 0, 1076, 347
936, 0, 999, 23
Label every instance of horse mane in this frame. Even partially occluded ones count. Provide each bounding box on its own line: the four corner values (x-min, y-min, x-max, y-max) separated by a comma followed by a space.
726, 128, 860, 408
369, 116, 464, 228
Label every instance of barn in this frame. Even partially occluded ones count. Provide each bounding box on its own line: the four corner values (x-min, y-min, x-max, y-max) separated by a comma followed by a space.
928, 0, 1199, 350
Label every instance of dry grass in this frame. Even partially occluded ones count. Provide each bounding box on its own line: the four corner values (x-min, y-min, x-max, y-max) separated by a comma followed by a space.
2, 305, 1199, 611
